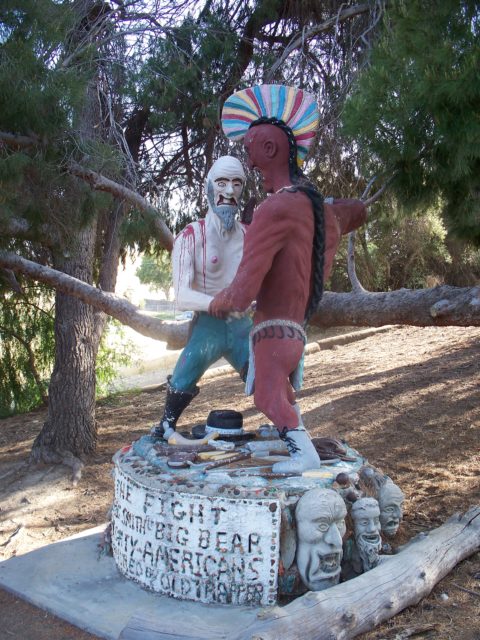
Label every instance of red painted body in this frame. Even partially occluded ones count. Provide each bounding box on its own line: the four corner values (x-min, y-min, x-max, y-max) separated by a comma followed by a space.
210, 124, 366, 429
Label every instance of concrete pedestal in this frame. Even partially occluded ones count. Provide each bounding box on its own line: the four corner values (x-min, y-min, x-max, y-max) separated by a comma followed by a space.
111, 433, 366, 606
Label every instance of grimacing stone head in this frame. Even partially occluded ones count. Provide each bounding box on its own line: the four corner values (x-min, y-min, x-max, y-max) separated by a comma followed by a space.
351, 497, 382, 572
378, 479, 404, 538
205, 156, 245, 231
295, 488, 347, 591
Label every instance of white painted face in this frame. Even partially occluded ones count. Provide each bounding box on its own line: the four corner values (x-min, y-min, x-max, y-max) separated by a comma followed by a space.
295, 488, 347, 590
206, 156, 245, 230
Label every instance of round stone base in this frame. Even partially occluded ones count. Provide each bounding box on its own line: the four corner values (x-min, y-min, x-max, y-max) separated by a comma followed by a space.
111, 431, 372, 606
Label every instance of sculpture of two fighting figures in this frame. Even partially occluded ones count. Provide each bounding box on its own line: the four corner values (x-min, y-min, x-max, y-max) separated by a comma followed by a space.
153, 84, 366, 459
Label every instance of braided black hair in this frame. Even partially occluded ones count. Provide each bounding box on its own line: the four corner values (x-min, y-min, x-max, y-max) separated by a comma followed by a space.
249, 117, 325, 325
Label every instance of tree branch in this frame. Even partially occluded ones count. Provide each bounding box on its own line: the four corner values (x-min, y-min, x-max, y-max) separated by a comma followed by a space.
345, 171, 399, 292
0, 251, 188, 349
2, 249, 480, 359
219, 0, 287, 106
3, 217, 56, 245
265, 4, 372, 82
311, 286, 480, 328
0, 268, 23, 294
346, 231, 367, 293
0, 130, 174, 251
363, 172, 399, 207
67, 161, 174, 251
0, 130, 41, 149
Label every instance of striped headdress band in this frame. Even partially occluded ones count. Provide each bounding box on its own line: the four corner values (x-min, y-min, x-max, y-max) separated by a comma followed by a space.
221, 84, 320, 167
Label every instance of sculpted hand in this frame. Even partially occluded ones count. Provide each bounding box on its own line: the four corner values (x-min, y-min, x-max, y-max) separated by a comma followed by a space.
208, 296, 228, 319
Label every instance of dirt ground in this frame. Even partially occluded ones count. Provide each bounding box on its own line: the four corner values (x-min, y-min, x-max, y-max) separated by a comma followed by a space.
0, 325, 479, 640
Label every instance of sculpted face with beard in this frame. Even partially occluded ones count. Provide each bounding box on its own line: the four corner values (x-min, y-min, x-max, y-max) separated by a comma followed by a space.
295, 488, 347, 591
351, 497, 382, 572
206, 164, 244, 232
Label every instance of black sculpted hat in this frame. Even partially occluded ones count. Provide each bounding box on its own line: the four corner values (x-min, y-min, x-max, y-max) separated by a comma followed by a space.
192, 410, 253, 442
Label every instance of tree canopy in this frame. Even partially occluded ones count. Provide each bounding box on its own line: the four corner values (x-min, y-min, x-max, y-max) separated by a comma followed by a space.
136, 251, 173, 300
342, 0, 480, 244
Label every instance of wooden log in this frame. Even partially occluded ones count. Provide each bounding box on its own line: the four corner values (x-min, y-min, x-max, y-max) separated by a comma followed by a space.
0, 251, 190, 348
233, 506, 480, 640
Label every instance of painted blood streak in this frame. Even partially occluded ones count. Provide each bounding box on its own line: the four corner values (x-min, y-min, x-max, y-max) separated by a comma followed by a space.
177, 219, 207, 294
199, 218, 206, 292
177, 224, 194, 296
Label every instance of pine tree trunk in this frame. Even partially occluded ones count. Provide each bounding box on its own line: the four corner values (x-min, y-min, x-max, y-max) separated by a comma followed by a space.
32, 291, 98, 456
30, 1, 114, 475
31, 223, 101, 473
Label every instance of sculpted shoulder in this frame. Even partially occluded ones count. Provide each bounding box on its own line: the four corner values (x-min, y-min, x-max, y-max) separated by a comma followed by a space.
253, 190, 310, 222
175, 219, 206, 244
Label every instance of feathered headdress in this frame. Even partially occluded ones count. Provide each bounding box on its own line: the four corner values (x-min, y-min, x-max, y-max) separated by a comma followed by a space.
221, 84, 320, 167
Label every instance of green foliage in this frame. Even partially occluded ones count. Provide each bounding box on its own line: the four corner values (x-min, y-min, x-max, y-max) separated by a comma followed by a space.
0, 283, 54, 417
0, 1, 83, 137
328, 202, 480, 293
136, 251, 173, 300
0, 290, 135, 415
95, 319, 134, 398
0, 0, 134, 417
342, 0, 480, 244
137, 14, 239, 133
0, 0, 121, 248
363, 206, 451, 291
127, 10, 244, 228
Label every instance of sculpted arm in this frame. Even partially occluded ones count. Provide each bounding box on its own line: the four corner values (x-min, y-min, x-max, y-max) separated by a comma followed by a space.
210, 198, 289, 314
173, 226, 213, 312
323, 199, 367, 281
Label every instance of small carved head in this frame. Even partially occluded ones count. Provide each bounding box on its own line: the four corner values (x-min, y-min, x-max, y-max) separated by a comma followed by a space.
378, 479, 404, 538
351, 497, 382, 571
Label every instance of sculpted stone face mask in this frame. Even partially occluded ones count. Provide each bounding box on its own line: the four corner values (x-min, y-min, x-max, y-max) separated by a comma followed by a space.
378, 480, 404, 538
352, 497, 382, 572
295, 488, 347, 590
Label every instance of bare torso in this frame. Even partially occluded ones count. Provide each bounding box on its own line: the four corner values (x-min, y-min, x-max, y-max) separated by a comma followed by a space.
209, 193, 367, 322
252, 190, 314, 325
173, 212, 246, 311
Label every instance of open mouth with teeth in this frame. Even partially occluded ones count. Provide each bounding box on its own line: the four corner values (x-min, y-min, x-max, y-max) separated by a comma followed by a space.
362, 534, 381, 544
217, 195, 237, 206
319, 553, 341, 574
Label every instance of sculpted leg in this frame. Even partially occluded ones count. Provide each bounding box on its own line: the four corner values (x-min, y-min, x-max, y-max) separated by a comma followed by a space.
153, 377, 199, 440
253, 337, 320, 473
253, 338, 300, 427
224, 315, 252, 382
153, 314, 224, 440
